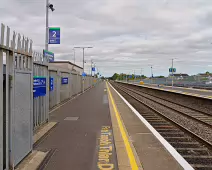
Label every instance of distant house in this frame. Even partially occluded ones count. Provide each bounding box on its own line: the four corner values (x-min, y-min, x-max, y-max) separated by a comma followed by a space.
197, 73, 212, 77
195, 73, 212, 81
169, 73, 189, 80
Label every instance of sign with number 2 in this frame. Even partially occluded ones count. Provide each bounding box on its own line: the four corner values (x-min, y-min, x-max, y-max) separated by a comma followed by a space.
49, 27, 60, 44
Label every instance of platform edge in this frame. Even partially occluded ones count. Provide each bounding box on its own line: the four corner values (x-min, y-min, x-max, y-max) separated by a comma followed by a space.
109, 82, 194, 170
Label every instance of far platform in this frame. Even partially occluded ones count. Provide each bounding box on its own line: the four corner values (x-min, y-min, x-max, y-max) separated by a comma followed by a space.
128, 81, 212, 99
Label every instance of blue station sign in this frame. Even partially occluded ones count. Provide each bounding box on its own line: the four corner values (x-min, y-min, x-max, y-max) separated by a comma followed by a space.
61, 77, 68, 84
49, 27, 60, 44
92, 67, 95, 71
82, 72, 87, 77
50, 77, 54, 91
43, 50, 54, 62
169, 68, 176, 73
33, 76, 46, 98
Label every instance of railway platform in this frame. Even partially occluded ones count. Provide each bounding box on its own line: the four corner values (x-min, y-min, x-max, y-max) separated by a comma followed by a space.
16, 82, 189, 170
132, 82, 212, 99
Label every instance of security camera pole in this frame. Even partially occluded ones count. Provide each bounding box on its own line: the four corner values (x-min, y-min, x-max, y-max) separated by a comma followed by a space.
90, 60, 94, 76
74, 47, 93, 93
45, 0, 55, 51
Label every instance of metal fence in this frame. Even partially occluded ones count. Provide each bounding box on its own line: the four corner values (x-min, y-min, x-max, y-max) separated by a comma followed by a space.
49, 66, 96, 109
33, 52, 49, 130
0, 22, 99, 170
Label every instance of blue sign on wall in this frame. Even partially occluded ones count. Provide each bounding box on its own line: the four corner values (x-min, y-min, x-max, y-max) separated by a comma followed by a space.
43, 50, 54, 62
61, 77, 68, 84
49, 27, 60, 44
33, 77, 46, 98
92, 67, 95, 71
50, 77, 54, 91
82, 72, 87, 77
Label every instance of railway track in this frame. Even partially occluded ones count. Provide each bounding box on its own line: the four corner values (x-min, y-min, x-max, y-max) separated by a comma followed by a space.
111, 82, 212, 170
118, 83, 212, 127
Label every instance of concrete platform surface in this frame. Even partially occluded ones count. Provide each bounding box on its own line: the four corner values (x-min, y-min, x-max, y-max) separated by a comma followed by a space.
34, 82, 118, 170
108, 82, 184, 170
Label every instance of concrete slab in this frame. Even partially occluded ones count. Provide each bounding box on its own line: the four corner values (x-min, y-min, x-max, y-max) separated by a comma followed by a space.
33, 122, 57, 145
107, 83, 143, 170
15, 151, 48, 170
109, 83, 184, 170
32, 83, 118, 170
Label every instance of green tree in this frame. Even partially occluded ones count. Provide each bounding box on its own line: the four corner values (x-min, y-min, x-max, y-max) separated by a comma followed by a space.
157, 76, 165, 78
111, 73, 119, 80
141, 75, 147, 79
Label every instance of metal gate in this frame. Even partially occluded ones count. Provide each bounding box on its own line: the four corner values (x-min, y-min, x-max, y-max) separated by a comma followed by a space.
13, 71, 32, 165
0, 23, 33, 169
12, 32, 33, 167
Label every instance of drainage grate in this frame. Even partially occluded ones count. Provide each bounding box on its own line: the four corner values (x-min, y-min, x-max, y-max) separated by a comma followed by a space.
64, 117, 79, 121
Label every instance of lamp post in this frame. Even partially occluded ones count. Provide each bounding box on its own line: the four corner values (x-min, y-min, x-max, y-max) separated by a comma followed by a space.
140, 68, 143, 81
148, 65, 153, 84
134, 70, 136, 83
73, 48, 75, 64
90, 60, 94, 76
45, 0, 55, 51
74, 46, 93, 93
171, 58, 177, 88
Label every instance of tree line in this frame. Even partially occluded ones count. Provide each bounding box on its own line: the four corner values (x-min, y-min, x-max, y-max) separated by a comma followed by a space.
109, 73, 147, 80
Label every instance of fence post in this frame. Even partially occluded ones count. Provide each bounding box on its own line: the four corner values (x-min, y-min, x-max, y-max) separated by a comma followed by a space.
0, 28, 3, 170
57, 69, 60, 104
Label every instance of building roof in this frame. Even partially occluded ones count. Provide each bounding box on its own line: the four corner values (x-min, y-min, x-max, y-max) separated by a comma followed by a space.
51, 61, 83, 69
172, 73, 189, 77
198, 73, 212, 76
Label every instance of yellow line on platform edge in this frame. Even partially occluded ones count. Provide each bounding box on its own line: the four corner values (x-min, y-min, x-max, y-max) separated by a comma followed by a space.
106, 83, 139, 170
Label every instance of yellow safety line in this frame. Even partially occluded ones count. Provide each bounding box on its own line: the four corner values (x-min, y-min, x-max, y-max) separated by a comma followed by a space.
106, 83, 139, 170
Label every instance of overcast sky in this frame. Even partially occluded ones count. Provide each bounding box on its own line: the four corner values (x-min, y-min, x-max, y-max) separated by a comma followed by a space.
1, 0, 212, 77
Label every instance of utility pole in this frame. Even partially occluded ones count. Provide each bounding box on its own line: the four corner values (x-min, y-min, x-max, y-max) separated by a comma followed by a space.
134, 70, 136, 83
140, 68, 143, 81
90, 60, 93, 76
172, 58, 174, 87
73, 48, 75, 64
148, 65, 153, 84
94, 63, 96, 76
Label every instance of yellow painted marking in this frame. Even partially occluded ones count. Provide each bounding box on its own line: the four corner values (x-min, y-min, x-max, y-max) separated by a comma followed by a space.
106, 83, 139, 170
207, 96, 212, 98
97, 126, 114, 169
192, 94, 200, 96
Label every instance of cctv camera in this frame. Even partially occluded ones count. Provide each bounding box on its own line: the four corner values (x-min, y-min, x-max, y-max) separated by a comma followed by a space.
49, 4, 55, 11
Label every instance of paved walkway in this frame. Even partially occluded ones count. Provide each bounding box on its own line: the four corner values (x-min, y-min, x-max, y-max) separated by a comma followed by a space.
35, 82, 117, 170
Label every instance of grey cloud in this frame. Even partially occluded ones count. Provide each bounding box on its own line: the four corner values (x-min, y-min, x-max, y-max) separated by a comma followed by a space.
1, 0, 212, 76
